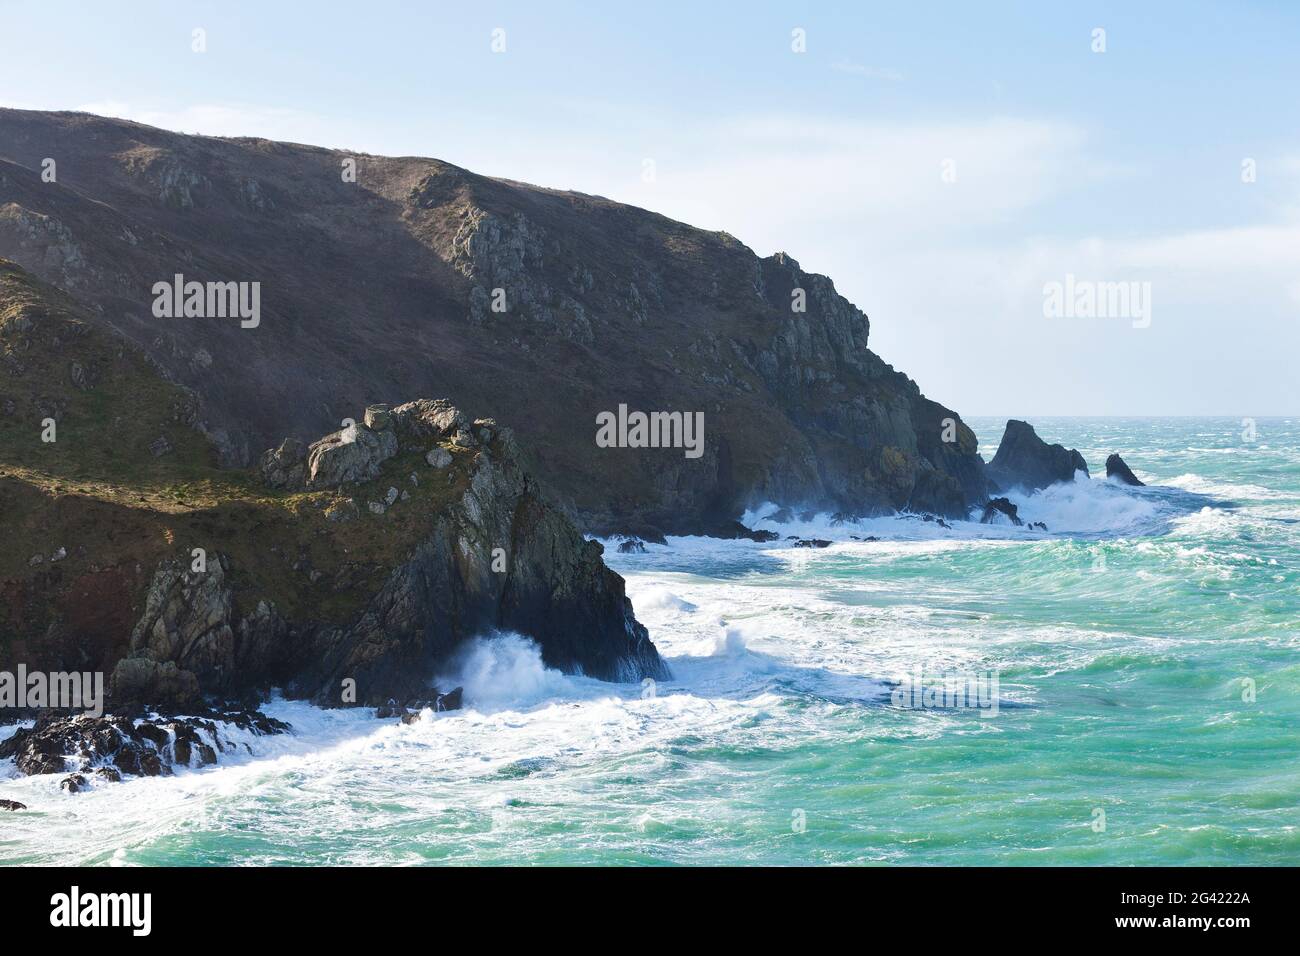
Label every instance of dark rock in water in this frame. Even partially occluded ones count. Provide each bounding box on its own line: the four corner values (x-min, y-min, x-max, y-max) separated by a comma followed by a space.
0, 799, 27, 811
987, 420, 1089, 492
437, 687, 463, 711
1028, 521, 1048, 531
616, 537, 647, 554
766, 507, 794, 524
794, 538, 832, 549
979, 497, 1023, 526
902, 512, 953, 530
379, 685, 465, 722
703, 520, 780, 542
0, 710, 290, 788
1105, 453, 1144, 486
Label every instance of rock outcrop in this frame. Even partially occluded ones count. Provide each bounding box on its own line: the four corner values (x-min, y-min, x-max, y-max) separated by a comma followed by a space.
987, 420, 1088, 492
0, 710, 289, 790
108, 399, 668, 709
1105, 453, 1145, 486
978, 497, 1023, 526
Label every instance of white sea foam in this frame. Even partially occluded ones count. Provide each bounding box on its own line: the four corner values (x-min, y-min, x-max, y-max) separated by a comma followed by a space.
436, 632, 578, 711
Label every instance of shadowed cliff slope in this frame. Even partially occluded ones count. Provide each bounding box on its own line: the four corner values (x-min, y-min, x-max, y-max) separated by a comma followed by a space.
0, 108, 990, 533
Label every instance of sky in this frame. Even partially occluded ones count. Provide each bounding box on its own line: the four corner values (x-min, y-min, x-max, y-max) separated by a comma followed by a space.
3, 0, 1298, 415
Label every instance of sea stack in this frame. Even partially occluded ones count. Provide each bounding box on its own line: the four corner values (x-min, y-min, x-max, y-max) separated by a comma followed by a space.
1105, 453, 1145, 486
987, 420, 1089, 493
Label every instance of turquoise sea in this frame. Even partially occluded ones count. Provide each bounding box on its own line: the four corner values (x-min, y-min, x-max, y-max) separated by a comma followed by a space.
3, 417, 1298, 865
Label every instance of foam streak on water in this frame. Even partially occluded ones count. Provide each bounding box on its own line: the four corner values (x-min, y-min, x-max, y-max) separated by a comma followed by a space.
3, 417, 1298, 865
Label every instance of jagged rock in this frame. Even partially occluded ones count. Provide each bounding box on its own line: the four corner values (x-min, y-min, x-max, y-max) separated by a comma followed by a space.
987, 420, 1088, 492
259, 437, 307, 489
105, 399, 669, 707
0, 799, 26, 811
364, 403, 392, 430
1028, 521, 1048, 531
0, 711, 290, 787
377, 685, 464, 721
306, 421, 398, 488
617, 537, 647, 554
124, 556, 235, 699
392, 399, 467, 442
368, 501, 386, 515
1105, 453, 1144, 486
110, 658, 201, 710
794, 538, 832, 549
437, 687, 463, 711
979, 497, 1023, 526
705, 520, 781, 542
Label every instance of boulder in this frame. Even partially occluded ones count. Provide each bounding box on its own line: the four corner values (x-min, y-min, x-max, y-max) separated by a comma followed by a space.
363, 403, 392, 431
425, 447, 453, 468
259, 437, 307, 489
0, 799, 26, 811
391, 399, 467, 443
436, 687, 464, 711
987, 420, 1088, 492
306, 421, 398, 488
1105, 453, 1145, 486
978, 497, 1023, 526
617, 537, 647, 554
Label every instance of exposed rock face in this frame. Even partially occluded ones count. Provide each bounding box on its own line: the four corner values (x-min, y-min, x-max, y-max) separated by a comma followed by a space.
0, 710, 289, 788
110, 400, 668, 709
987, 420, 1088, 492
1105, 453, 1145, 486
259, 437, 307, 489
979, 497, 1023, 526
306, 422, 398, 488
0, 108, 992, 530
